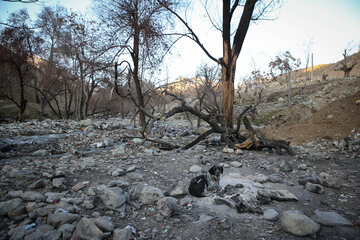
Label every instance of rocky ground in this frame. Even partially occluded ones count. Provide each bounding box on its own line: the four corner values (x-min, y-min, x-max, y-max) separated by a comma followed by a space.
0, 117, 359, 240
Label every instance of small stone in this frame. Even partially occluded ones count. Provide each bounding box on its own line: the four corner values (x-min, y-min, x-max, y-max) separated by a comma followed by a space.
230, 161, 242, 168
111, 146, 126, 155
258, 189, 298, 201
319, 172, 340, 188
254, 174, 268, 183
71, 182, 85, 192
42, 230, 61, 240
157, 197, 179, 217
113, 228, 132, 240
100, 187, 127, 209
263, 208, 278, 221
222, 147, 234, 154
94, 216, 115, 232
52, 178, 66, 189
235, 149, 243, 155
305, 182, 324, 194
111, 168, 126, 177
189, 165, 203, 173
31, 149, 49, 157
127, 173, 144, 181
140, 186, 164, 205
170, 182, 188, 197
298, 176, 319, 186
298, 164, 307, 170
72, 217, 104, 239
281, 210, 320, 236
268, 174, 283, 183
280, 160, 293, 172
126, 166, 137, 172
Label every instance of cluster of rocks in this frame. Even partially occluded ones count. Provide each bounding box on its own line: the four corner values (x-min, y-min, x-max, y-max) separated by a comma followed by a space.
1, 116, 359, 239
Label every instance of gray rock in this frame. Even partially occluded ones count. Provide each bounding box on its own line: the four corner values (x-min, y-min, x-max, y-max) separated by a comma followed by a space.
129, 185, 143, 201
258, 189, 298, 201
279, 160, 293, 172
108, 180, 130, 190
94, 217, 114, 232
312, 210, 352, 226
319, 172, 340, 188
113, 228, 132, 240
253, 174, 268, 183
29, 179, 49, 189
80, 157, 96, 168
169, 182, 188, 197
189, 165, 203, 173
36, 224, 54, 233
42, 230, 61, 240
9, 191, 45, 202
112, 146, 126, 155
101, 187, 127, 209
298, 175, 320, 186
281, 210, 320, 236
268, 174, 284, 183
8, 205, 26, 218
157, 197, 179, 217
103, 138, 113, 147
305, 182, 324, 194
0, 198, 23, 216
298, 164, 307, 170
222, 147, 234, 154
140, 186, 165, 205
58, 223, 76, 239
80, 119, 92, 126
72, 217, 103, 240
263, 208, 279, 221
24, 231, 43, 240
127, 173, 144, 181
31, 149, 49, 157
111, 168, 126, 177
47, 212, 81, 227
52, 177, 66, 189
126, 166, 136, 172
230, 161, 243, 168
45, 192, 67, 203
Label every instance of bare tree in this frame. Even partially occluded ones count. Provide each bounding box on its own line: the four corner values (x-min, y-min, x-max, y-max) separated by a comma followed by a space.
269, 51, 300, 103
193, 63, 222, 128
96, 0, 176, 131
159, 0, 281, 129
302, 38, 313, 93
0, 9, 42, 121
335, 42, 357, 77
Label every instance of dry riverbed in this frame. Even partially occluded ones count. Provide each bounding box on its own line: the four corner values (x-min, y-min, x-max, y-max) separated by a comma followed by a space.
0, 117, 359, 239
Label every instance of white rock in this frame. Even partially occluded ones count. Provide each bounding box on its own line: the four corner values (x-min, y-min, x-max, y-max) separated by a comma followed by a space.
189, 165, 203, 173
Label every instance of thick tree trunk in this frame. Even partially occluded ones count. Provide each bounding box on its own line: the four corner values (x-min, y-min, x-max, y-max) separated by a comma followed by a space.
133, 10, 146, 131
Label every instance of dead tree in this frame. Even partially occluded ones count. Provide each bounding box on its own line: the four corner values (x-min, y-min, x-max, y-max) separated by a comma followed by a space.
335, 49, 357, 77
139, 90, 294, 155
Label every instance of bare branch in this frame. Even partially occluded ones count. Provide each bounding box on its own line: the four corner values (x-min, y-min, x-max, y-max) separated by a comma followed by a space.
157, 0, 220, 65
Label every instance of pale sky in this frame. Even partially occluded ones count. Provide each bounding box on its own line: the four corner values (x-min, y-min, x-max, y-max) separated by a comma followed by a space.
1, 0, 359, 84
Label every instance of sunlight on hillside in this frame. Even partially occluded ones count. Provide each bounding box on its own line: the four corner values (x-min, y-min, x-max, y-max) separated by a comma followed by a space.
301, 64, 328, 72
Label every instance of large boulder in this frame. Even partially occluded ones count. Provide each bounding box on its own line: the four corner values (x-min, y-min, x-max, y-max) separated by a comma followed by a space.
281, 210, 320, 236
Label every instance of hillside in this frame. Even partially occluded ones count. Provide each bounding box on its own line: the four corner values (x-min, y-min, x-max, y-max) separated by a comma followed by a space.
242, 51, 360, 145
